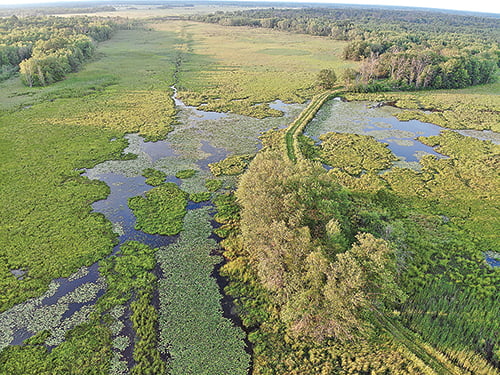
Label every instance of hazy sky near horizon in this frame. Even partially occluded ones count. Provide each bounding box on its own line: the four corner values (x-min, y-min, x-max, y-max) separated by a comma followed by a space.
0, 0, 498, 14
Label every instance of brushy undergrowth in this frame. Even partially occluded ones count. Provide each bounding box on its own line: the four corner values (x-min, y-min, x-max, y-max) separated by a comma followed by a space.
142, 168, 167, 186
209, 154, 254, 176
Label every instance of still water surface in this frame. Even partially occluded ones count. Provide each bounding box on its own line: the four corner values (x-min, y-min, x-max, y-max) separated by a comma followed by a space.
306, 99, 444, 168
1, 94, 303, 357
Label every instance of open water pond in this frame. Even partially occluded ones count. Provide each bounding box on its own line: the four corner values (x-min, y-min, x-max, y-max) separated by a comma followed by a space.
455, 129, 500, 145
486, 257, 500, 267
306, 99, 444, 169
307, 99, 500, 169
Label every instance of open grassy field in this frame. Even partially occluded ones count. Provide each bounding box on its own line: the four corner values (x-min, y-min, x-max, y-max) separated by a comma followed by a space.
52, 4, 268, 19
154, 20, 358, 117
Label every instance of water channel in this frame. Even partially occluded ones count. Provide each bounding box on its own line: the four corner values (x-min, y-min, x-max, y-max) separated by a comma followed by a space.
0, 91, 304, 363
1, 95, 498, 359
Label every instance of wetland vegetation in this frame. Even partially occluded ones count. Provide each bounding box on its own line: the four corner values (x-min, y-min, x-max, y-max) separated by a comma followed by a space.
0, 2, 499, 374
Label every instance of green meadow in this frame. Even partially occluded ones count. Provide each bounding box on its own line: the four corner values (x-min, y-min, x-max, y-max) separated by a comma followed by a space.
0, 26, 181, 311
154, 21, 357, 117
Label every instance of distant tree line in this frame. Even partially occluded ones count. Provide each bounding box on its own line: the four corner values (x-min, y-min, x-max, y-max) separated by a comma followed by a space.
192, 8, 499, 91
0, 6, 116, 17
0, 15, 118, 86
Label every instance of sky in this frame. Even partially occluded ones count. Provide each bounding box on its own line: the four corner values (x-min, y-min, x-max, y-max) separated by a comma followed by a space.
0, 0, 498, 14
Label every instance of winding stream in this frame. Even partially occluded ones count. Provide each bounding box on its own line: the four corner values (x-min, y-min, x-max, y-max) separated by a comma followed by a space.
0, 88, 304, 367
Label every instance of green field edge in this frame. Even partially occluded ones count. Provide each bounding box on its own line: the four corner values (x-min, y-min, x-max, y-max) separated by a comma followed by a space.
374, 311, 463, 375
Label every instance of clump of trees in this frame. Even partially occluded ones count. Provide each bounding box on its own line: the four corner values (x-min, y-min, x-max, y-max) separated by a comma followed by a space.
350, 49, 497, 91
0, 15, 117, 85
220, 117, 499, 372
19, 34, 96, 86
316, 68, 337, 89
234, 150, 405, 342
194, 8, 499, 43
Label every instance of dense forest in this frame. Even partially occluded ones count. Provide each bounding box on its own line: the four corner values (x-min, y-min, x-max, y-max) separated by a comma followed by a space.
193, 8, 499, 91
0, 16, 118, 85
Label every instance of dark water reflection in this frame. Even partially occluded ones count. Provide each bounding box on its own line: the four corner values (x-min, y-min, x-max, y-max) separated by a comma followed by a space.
199, 140, 229, 171
307, 99, 500, 166
141, 139, 178, 163
42, 263, 101, 306
89, 172, 177, 248
306, 100, 444, 163
3, 87, 303, 361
